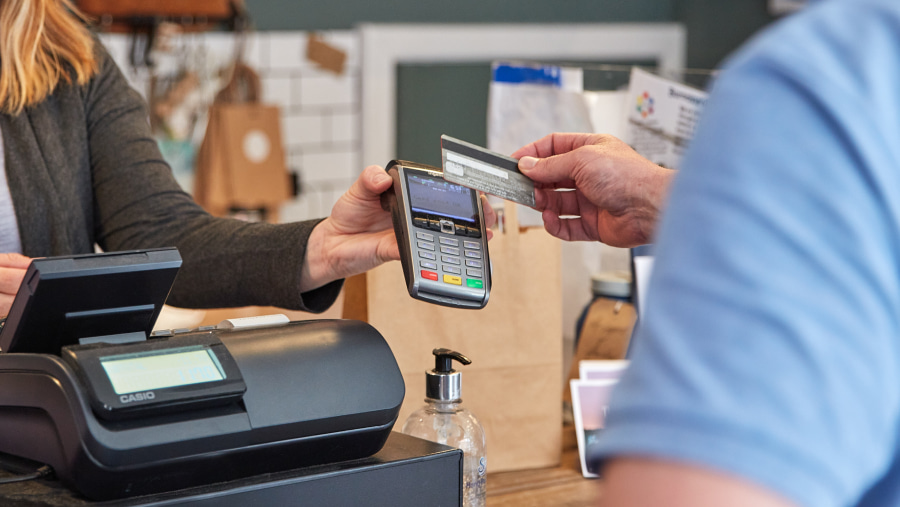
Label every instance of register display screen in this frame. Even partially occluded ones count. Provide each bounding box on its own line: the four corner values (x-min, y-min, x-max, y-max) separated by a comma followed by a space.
406, 170, 476, 223
100, 347, 225, 395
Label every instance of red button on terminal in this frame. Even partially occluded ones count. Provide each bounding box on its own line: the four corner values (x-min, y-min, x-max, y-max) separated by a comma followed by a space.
421, 270, 438, 281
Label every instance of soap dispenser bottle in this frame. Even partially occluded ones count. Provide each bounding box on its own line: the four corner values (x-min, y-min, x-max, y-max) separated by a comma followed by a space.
402, 348, 486, 507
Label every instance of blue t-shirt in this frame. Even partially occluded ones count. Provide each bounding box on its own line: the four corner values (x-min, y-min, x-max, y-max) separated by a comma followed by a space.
594, 1, 900, 506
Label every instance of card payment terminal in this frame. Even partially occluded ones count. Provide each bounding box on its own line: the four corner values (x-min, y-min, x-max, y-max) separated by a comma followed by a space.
381, 160, 491, 309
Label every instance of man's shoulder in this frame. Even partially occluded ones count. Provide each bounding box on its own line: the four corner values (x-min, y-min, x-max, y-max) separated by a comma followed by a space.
724, 0, 900, 79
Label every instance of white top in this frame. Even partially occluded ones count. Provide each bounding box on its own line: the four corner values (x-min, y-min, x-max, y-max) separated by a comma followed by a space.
0, 128, 22, 254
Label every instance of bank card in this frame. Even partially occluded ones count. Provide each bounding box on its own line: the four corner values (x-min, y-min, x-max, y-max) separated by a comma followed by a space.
440, 135, 536, 208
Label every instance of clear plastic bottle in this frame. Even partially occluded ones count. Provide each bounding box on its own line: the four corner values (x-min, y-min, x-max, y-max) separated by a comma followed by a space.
401, 349, 486, 507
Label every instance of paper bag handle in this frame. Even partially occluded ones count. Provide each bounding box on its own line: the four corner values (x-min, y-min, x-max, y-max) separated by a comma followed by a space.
215, 62, 261, 104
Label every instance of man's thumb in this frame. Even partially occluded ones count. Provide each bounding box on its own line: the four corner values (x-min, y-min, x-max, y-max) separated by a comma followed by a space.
518, 152, 577, 183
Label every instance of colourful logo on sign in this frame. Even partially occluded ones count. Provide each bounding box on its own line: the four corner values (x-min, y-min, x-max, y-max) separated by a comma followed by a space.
636, 91, 654, 118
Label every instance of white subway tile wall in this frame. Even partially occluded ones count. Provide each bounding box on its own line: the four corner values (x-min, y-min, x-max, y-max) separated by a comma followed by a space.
330, 112, 359, 144
98, 31, 361, 224
263, 76, 293, 107
285, 113, 326, 147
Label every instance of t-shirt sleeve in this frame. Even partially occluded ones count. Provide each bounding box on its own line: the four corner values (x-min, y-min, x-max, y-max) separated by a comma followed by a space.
593, 5, 900, 507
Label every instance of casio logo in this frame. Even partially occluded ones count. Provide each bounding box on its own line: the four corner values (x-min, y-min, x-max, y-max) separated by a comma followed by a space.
120, 391, 155, 404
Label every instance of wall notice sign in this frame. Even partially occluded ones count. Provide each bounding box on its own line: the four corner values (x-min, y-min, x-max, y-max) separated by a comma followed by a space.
623, 68, 708, 170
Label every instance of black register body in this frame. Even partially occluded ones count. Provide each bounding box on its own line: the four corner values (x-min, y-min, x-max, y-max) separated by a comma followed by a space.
0, 249, 409, 501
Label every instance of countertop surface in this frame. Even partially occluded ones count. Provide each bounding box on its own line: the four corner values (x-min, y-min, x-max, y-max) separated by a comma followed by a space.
486, 423, 600, 506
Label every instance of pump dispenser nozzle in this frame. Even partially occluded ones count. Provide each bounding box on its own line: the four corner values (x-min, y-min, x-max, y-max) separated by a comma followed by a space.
433, 348, 471, 373
426, 348, 471, 402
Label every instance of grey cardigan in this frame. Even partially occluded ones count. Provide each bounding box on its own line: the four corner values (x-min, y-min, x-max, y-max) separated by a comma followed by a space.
3, 43, 341, 312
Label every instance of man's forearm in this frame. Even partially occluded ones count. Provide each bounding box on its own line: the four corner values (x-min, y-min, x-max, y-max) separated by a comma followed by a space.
598, 458, 797, 507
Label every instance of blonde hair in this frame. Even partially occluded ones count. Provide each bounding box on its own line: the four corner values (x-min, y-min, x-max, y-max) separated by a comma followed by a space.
0, 0, 97, 114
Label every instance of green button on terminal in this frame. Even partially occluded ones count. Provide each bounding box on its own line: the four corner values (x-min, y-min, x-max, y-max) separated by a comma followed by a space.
466, 279, 483, 289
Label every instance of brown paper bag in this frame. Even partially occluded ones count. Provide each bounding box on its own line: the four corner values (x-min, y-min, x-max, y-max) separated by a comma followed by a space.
194, 106, 231, 216
195, 103, 289, 214
344, 203, 563, 472
218, 103, 290, 209
194, 63, 290, 219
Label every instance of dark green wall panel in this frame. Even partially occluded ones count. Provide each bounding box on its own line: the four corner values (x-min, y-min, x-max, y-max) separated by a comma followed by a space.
247, 0, 676, 31
396, 64, 491, 168
395, 60, 659, 166
247, 0, 775, 70
676, 0, 775, 70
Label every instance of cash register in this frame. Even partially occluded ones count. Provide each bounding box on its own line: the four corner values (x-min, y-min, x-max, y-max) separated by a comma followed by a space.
0, 248, 410, 501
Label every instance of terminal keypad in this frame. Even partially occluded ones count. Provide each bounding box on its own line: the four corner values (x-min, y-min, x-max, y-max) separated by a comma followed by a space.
413, 216, 485, 290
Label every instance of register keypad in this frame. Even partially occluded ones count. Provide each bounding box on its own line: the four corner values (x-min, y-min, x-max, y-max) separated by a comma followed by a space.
412, 215, 485, 290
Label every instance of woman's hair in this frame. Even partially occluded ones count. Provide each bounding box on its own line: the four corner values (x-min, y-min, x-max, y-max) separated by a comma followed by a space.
0, 0, 97, 114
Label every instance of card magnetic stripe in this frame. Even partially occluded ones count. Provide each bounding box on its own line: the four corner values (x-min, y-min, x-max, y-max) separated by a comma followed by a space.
440, 136, 521, 173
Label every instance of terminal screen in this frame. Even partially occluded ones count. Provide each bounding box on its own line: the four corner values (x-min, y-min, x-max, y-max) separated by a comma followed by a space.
100, 347, 225, 395
406, 171, 476, 223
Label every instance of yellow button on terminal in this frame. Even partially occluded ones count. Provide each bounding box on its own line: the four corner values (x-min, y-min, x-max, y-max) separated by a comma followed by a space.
443, 275, 462, 285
